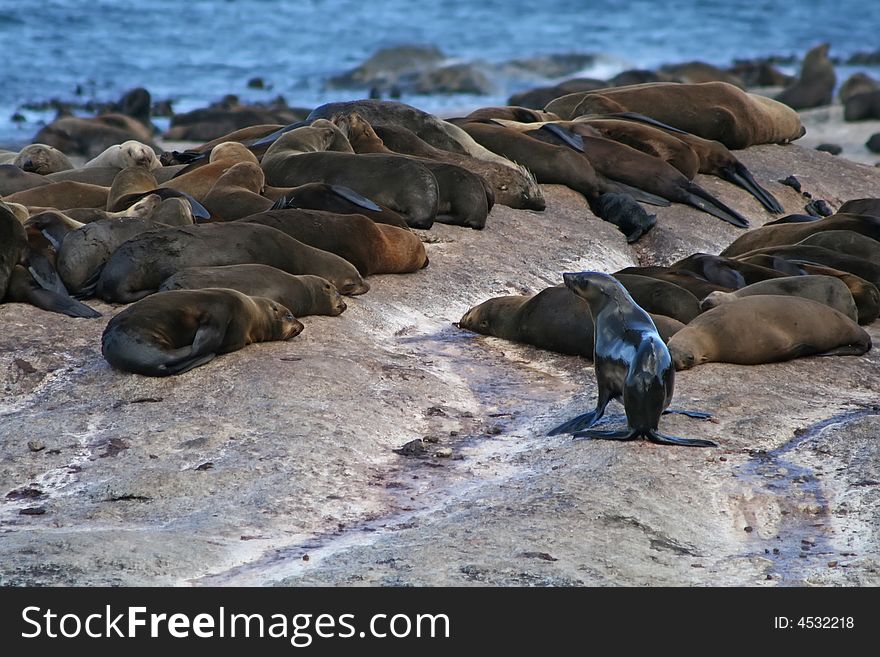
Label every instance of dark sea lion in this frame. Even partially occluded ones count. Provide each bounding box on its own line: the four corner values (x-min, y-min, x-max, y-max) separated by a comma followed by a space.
843, 90, 880, 122
700, 275, 859, 323
613, 273, 701, 324
4, 264, 101, 318
24, 210, 84, 251
4, 181, 110, 210
458, 285, 683, 359
371, 123, 544, 211
546, 82, 805, 149
659, 61, 745, 87
0, 164, 50, 196
263, 182, 410, 229
464, 107, 561, 123
735, 244, 880, 287
775, 43, 836, 110
32, 114, 157, 158
101, 288, 303, 376
164, 101, 308, 142
591, 193, 656, 243
720, 214, 880, 257
146, 197, 194, 227
10, 144, 74, 175
240, 209, 428, 276
838, 73, 880, 104
105, 167, 210, 220
190, 124, 284, 152
202, 162, 272, 220
1, 202, 28, 299
837, 198, 880, 216
160, 266, 347, 317
96, 223, 369, 303
546, 272, 715, 447
57, 216, 169, 296
507, 78, 608, 109
668, 296, 871, 370
261, 151, 440, 229
669, 253, 787, 288
798, 230, 880, 265
615, 266, 731, 300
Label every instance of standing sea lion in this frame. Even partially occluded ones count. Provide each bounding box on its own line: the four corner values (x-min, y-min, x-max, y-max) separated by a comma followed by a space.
546, 272, 716, 447
101, 288, 303, 376
775, 43, 836, 110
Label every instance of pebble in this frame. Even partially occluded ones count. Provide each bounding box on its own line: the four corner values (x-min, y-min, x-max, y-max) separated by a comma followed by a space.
27, 440, 46, 452
434, 447, 453, 458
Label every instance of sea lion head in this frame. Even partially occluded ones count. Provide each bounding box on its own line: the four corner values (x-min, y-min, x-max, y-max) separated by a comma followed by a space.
13, 143, 74, 175
118, 140, 161, 170
254, 297, 304, 341
699, 290, 735, 312
458, 296, 524, 339
308, 276, 347, 316
562, 271, 626, 307
209, 141, 258, 164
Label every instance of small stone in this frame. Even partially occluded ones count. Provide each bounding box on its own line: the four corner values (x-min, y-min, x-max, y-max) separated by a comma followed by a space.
394, 439, 428, 457
772, 548, 780, 554
718, 456, 727, 462
19, 507, 46, 516
302, 554, 310, 562
10, 112, 25, 123
815, 143, 842, 155
247, 77, 266, 89
487, 425, 502, 435
434, 447, 453, 458
801, 537, 816, 545
194, 462, 214, 471
422, 435, 440, 444
827, 560, 838, 568
27, 440, 45, 452
805, 199, 833, 217
778, 175, 802, 192
744, 525, 754, 533
866, 133, 880, 154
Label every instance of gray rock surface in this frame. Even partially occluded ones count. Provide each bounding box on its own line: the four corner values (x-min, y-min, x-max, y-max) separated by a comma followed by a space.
1, 144, 879, 586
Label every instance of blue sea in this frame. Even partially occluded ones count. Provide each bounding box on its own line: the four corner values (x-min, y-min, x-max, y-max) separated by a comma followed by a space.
2, 0, 879, 148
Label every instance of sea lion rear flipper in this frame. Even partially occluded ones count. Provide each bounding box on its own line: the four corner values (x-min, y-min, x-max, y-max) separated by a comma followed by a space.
682, 183, 750, 228
719, 161, 785, 214
27, 253, 67, 295
547, 399, 609, 436
662, 409, 713, 419
573, 428, 636, 441
539, 124, 585, 152
180, 193, 211, 221
156, 352, 217, 376
269, 195, 290, 211
605, 181, 672, 207
646, 430, 718, 448
805, 343, 872, 358
329, 185, 383, 212
9, 267, 102, 318
605, 112, 691, 135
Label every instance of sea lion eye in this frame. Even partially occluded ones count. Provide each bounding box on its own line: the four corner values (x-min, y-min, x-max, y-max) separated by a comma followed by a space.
285, 312, 294, 321
479, 320, 489, 329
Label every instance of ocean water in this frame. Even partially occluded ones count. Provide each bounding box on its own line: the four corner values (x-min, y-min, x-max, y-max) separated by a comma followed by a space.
2, 0, 879, 148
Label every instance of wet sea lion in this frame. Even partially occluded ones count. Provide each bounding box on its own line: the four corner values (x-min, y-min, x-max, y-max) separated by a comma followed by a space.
546, 272, 715, 447
240, 209, 428, 276
669, 253, 787, 288
7, 144, 74, 175
160, 266, 347, 317
613, 273, 701, 324
96, 223, 369, 303
700, 275, 859, 323
83, 140, 160, 170
720, 214, 880, 257
458, 285, 684, 359
4, 181, 110, 210
775, 43, 836, 110
591, 193, 656, 243
668, 296, 871, 369
101, 288, 303, 376
837, 198, 880, 216
261, 151, 440, 229
546, 82, 805, 149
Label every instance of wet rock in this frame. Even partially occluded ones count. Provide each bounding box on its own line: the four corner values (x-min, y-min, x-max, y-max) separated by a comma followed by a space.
247, 77, 267, 89
410, 63, 494, 95
866, 133, 880, 154
804, 199, 833, 217
778, 175, 802, 192
328, 45, 446, 89
815, 143, 842, 155
846, 50, 880, 66
394, 439, 429, 457
19, 507, 46, 516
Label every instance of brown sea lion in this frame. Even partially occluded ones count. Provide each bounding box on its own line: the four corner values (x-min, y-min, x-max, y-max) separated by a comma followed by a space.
4, 264, 102, 318
669, 253, 788, 288
699, 275, 859, 323
735, 244, 880, 287
1, 202, 28, 299
32, 114, 157, 158
613, 273, 702, 323
202, 162, 272, 220
775, 43, 836, 110
240, 209, 428, 275
7, 144, 74, 175
837, 198, 880, 216
96, 223, 369, 303
546, 81, 805, 149
46, 166, 128, 187
720, 214, 880, 257
458, 285, 683, 360
507, 78, 608, 109
161, 142, 259, 202
798, 230, 880, 265
263, 182, 410, 229
261, 151, 440, 229
4, 181, 110, 210
463, 107, 561, 123
0, 164, 50, 196
159, 266, 347, 317
101, 288, 303, 376
668, 296, 871, 370
615, 265, 731, 301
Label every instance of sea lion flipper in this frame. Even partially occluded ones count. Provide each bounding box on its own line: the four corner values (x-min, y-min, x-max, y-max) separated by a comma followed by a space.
682, 184, 750, 228
604, 181, 672, 207
157, 352, 217, 376
269, 195, 290, 211
662, 409, 713, 420
329, 185, 383, 212
720, 162, 785, 214
27, 254, 67, 295
573, 428, 636, 441
539, 124, 585, 152
646, 430, 718, 448
191, 321, 225, 356
547, 399, 609, 436
606, 112, 691, 136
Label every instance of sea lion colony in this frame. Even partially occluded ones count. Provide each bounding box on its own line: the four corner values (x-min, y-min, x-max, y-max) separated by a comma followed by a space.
1, 81, 877, 448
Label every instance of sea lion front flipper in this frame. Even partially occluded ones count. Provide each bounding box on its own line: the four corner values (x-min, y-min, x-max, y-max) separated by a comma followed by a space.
662, 409, 713, 420
547, 396, 610, 436
646, 430, 718, 448
719, 161, 785, 214
605, 181, 672, 207
7, 266, 101, 318
27, 253, 67, 295
156, 352, 217, 376
605, 112, 691, 136
269, 195, 290, 211
573, 428, 636, 441
682, 183, 750, 228
329, 185, 383, 212
539, 124, 585, 152
190, 320, 226, 356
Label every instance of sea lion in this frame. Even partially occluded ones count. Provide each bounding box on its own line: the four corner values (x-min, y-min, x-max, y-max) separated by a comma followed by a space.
46, 166, 129, 187
613, 273, 701, 324
699, 275, 859, 323
591, 193, 656, 242
0, 164, 50, 196
843, 90, 880, 122
371, 123, 544, 211
83, 140, 160, 170
668, 296, 871, 369
32, 114, 157, 158
458, 285, 684, 359
775, 43, 836, 110
3, 181, 110, 210
101, 288, 303, 376
202, 162, 271, 220
798, 230, 880, 265
464, 107, 561, 123
161, 142, 259, 202
669, 253, 787, 288
8, 144, 74, 175
262, 120, 353, 156
838, 73, 880, 104
240, 209, 428, 275
546, 272, 715, 447
104, 167, 210, 219
335, 112, 492, 229
615, 265, 731, 300
1, 202, 28, 299
546, 82, 805, 149
261, 151, 440, 229
736, 244, 880, 287
264, 183, 410, 229
3, 264, 102, 318
96, 223, 369, 303
720, 213, 880, 257
507, 78, 608, 109
659, 61, 745, 87
160, 266, 347, 317
837, 198, 880, 216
